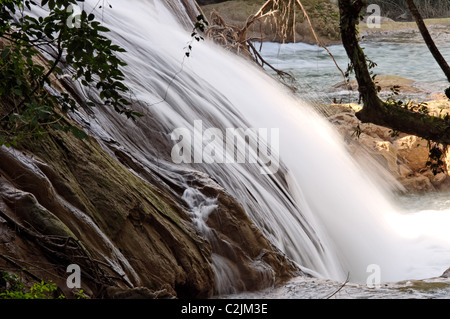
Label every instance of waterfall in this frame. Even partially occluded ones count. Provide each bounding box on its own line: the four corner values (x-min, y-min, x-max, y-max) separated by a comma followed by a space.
42, 0, 450, 290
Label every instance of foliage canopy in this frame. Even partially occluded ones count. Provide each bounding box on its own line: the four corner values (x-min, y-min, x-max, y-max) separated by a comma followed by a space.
0, 0, 139, 147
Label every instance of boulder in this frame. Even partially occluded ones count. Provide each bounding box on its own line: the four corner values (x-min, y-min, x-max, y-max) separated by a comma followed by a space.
394, 136, 429, 172
375, 141, 399, 174
325, 102, 450, 193
398, 175, 435, 192
0, 126, 299, 298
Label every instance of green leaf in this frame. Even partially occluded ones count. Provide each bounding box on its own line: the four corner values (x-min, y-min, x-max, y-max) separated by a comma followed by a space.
0, 0, 135, 147
70, 126, 88, 139
1, 47, 10, 59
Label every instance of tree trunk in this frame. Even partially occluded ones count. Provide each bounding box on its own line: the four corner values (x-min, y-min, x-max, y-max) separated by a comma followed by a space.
338, 0, 385, 119
405, 0, 450, 82
338, 0, 450, 145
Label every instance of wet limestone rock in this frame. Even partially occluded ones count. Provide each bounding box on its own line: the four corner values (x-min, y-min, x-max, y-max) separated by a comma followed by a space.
0, 134, 216, 298
394, 136, 429, 172
325, 102, 450, 192
0, 123, 299, 298
375, 141, 398, 173
0, 0, 301, 299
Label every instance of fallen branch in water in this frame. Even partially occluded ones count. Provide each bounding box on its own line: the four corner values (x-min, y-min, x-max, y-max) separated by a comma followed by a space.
246, 41, 298, 91
205, 8, 297, 91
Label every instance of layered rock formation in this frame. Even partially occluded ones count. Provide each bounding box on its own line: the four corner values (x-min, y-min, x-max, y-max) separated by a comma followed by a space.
0, 112, 299, 298
0, 0, 301, 299
324, 98, 450, 193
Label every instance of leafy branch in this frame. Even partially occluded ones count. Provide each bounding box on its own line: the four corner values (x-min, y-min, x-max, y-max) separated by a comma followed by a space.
0, 0, 139, 147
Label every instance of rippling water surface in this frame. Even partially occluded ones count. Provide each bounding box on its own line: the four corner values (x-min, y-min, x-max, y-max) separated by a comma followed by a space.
258, 29, 450, 103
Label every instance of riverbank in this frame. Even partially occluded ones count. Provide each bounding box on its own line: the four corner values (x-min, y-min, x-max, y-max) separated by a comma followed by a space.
200, 0, 341, 45
318, 98, 450, 194
200, 0, 450, 45
359, 17, 450, 34
359, 17, 450, 43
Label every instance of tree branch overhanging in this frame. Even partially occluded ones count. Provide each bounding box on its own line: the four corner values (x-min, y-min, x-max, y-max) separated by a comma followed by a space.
338, 0, 450, 146
205, 0, 347, 91
405, 0, 450, 82
405, 0, 450, 100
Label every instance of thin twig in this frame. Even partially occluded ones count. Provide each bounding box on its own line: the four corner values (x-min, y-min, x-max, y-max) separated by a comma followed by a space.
325, 272, 350, 299
295, 0, 349, 90
0, 253, 43, 282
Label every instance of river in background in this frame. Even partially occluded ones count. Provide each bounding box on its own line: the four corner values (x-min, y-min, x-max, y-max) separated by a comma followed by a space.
257, 28, 450, 104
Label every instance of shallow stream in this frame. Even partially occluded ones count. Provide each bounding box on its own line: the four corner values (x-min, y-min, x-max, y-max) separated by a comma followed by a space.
258, 28, 450, 103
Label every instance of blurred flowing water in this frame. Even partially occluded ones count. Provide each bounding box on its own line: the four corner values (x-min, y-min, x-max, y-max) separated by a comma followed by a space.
30, 1, 450, 297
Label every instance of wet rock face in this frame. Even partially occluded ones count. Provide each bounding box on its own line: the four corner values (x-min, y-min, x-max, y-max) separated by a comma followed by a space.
0, 134, 217, 298
181, 172, 301, 294
0, 123, 299, 298
0, 0, 301, 299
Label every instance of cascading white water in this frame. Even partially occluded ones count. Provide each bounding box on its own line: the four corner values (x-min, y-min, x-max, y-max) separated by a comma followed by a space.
61, 0, 347, 286
42, 0, 450, 290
